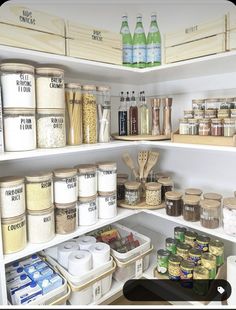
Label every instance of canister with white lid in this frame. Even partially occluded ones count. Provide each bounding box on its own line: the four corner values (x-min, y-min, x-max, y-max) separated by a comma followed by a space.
98, 191, 117, 219
97, 161, 117, 192
53, 168, 77, 204
77, 195, 98, 226
0, 176, 25, 218
0, 63, 35, 109
75, 164, 97, 198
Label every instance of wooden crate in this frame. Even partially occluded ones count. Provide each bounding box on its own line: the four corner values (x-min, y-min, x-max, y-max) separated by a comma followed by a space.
226, 11, 236, 50
66, 21, 122, 65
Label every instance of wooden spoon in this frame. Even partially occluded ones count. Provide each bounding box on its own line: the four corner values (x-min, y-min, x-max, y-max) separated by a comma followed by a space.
122, 152, 139, 179
138, 150, 149, 180
143, 151, 160, 180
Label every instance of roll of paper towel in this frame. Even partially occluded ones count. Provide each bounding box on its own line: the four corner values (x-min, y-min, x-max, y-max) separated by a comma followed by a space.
89, 242, 110, 268
57, 241, 79, 269
68, 250, 92, 276
77, 235, 96, 250
227, 255, 236, 305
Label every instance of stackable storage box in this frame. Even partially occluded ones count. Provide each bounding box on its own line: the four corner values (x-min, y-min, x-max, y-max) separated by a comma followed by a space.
226, 11, 236, 51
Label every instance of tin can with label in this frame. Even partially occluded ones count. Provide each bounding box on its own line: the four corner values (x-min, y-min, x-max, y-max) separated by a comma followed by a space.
165, 238, 177, 254
196, 235, 210, 252
174, 226, 186, 242
168, 254, 182, 280
157, 249, 170, 274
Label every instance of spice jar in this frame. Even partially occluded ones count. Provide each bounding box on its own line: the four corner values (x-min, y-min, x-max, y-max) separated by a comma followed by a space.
1, 214, 26, 254
200, 199, 221, 229
176, 243, 191, 260
192, 99, 206, 110
205, 109, 217, 120
82, 84, 97, 144
196, 235, 210, 252
223, 118, 235, 137
36, 67, 65, 109
174, 226, 186, 243
179, 119, 189, 135
180, 259, 194, 285
37, 109, 66, 148
223, 197, 236, 236
98, 191, 117, 219
55, 202, 76, 234
165, 238, 177, 254
184, 231, 197, 248
97, 86, 111, 143
0, 176, 25, 218
189, 248, 201, 266
25, 172, 53, 211
117, 174, 128, 201
146, 182, 162, 206
185, 188, 202, 197
77, 195, 98, 226
194, 110, 204, 119
218, 109, 230, 119
75, 164, 97, 198
165, 191, 182, 216
183, 195, 201, 222
211, 118, 223, 136
201, 253, 217, 279
168, 254, 182, 280
206, 98, 221, 110
199, 119, 210, 136
27, 207, 55, 243
53, 168, 77, 204
157, 249, 170, 274
209, 240, 224, 267
184, 110, 193, 119
0, 63, 35, 108
193, 266, 209, 296
188, 119, 199, 135
158, 177, 173, 201
3, 108, 36, 151
125, 181, 140, 205
97, 162, 117, 192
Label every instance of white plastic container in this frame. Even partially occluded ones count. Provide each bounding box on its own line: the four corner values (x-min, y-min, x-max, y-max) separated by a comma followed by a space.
98, 191, 117, 219
53, 169, 77, 204
97, 162, 117, 192
74, 164, 97, 198
77, 195, 98, 226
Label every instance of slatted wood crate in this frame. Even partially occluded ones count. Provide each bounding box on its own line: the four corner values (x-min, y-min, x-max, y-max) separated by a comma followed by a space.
66, 21, 122, 65
164, 15, 226, 64
226, 11, 236, 51
0, 4, 65, 55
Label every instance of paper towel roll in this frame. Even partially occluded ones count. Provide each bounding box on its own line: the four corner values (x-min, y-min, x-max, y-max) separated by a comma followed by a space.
77, 236, 96, 250
44, 245, 58, 260
68, 250, 92, 276
89, 242, 110, 268
227, 255, 236, 305
57, 241, 79, 269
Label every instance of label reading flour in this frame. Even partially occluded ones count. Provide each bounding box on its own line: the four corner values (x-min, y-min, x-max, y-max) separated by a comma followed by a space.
16, 74, 32, 93
20, 117, 33, 130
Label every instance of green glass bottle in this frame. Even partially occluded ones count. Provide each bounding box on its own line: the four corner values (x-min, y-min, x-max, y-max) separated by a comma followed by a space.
147, 12, 161, 67
132, 13, 146, 68
120, 14, 133, 67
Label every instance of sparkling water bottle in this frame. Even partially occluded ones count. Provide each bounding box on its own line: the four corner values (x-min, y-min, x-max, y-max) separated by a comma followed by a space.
120, 14, 133, 67
147, 12, 161, 67
133, 13, 146, 68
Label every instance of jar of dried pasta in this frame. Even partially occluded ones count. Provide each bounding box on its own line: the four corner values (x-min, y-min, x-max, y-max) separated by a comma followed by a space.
82, 85, 97, 144
145, 182, 162, 206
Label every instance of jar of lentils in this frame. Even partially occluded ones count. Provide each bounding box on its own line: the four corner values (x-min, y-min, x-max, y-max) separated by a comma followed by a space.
205, 109, 217, 119
199, 119, 210, 136
82, 85, 97, 144
188, 119, 199, 135
211, 118, 223, 136
223, 118, 235, 137
145, 182, 162, 206
125, 181, 141, 205
165, 191, 182, 217
183, 195, 201, 222
158, 177, 173, 201
179, 119, 189, 135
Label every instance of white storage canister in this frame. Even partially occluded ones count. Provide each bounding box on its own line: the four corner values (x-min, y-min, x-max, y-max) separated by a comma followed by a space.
27, 206, 55, 244
75, 164, 97, 198
37, 109, 66, 148
36, 67, 65, 109
0, 63, 35, 108
55, 202, 76, 234
77, 195, 98, 226
53, 168, 77, 204
0, 176, 25, 218
25, 172, 53, 211
3, 108, 36, 151
1, 214, 26, 254
97, 162, 117, 192
98, 191, 117, 219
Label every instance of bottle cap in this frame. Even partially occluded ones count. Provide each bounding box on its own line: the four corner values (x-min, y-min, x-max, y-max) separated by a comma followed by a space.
122, 13, 128, 18
151, 12, 157, 17
137, 13, 142, 18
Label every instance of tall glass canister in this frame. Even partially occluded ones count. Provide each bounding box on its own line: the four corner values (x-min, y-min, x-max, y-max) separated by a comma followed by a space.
82, 85, 97, 144
97, 86, 111, 143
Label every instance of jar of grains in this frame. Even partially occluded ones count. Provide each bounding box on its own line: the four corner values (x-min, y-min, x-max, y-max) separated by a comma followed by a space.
145, 182, 162, 206
196, 235, 210, 252
0, 176, 25, 218
201, 253, 217, 279
77, 195, 98, 226
192, 99, 206, 110
185, 188, 202, 197
203, 192, 222, 203
98, 191, 117, 219
3, 108, 36, 151
188, 119, 199, 135
184, 110, 194, 119
218, 109, 230, 119
0, 63, 35, 108
194, 110, 204, 119
183, 195, 201, 222
37, 109, 66, 148
25, 172, 53, 211
176, 243, 192, 260
36, 67, 65, 109
117, 174, 129, 201
125, 181, 140, 205
184, 231, 197, 248
189, 248, 201, 266
231, 109, 236, 118
193, 266, 209, 296
55, 202, 76, 234
206, 98, 221, 110
168, 254, 182, 281
179, 119, 189, 135
209, 240, 224, 267
75, 164, 97, 198
174, 226, 186, 243
223, 197, 236, 236
157, 249, 170, 274
97, 86, 111, 143
165, 238, 177, 254
165, 191, 182, 216
223, 118, 235, 137
200, 199, 221, 229
210, 118, 223, 136
82, 84, 97, 144
220, 98, 233, 109
27, 207, 55, 243
158, 177, 173, 201
53, 168, 77, 204
97, 162, 117, 192
199, 119, 210, 136
205, 109, 217, 119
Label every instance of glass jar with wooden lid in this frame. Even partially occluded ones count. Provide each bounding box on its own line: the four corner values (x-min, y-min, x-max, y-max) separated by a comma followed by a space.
205, 109, 217, 119
185, 188, 202, 197
223, 197, 236, 236
200, 199, 221, 229
188, 119, 199, 135
117, 174, 129, 201
184, 110, 193, 119
194, 110, 204, 120
165, 191, 182, 217
125, 181, 141, 205
223, 118, 235, 137
179, 119, 189, 135
145, 182, 162, 206
211, 118, 223, 136
206, 98, 222, 110
183, 195, 201, 222
203, 193, 222, 203
158, 177, 173, 201
199, 119, 210, 136
217, 109, 230, 119
192, 99, 206, 110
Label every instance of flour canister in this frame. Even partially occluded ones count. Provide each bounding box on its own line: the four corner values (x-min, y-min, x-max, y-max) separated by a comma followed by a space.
1, 214, 26, 254
0, 176, 25, 218
77, 195, 98, 226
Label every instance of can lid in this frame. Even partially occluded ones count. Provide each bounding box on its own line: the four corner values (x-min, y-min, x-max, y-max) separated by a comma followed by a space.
79, 194, 97, 203
169, 254, 182, 263
75, 164, 97, 173
37, 108, 65, 114
193, 266, 209, 276
98, 191, 116, 196
36, 67, 64, 75
97, 161, 117, 170
82, 84, 96, 91
53, 168, 77, 178
165, 191, 182, 200
65, 83, 81, 89
185, 188, 202, 196
180, 259, 194, 269
158, 177, 172, 186
189, 248, 201, 255
0, 62, 34, 73
201, 252, 216, 262
125, 181, 140, 190
27, 206, 54, 215
177, 243, 191, 250
197, 234, 210, 242
223, 197, 236, 209
25, 171, 53, 182
185, 230, 197, 238
145, 182, 162, 190
209, 239, 224, 248
183, 195, 201, 205
55, 202, 76, 209
157, 249, 170, 256
0, 176, 24, 187
203, 193, 222, 201
3, 108, 35, 115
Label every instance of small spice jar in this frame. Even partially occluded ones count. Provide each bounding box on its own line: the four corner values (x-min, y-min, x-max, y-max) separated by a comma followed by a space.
205, 109, 217, 119
210, 118, 223, 136
98, 191, 117, 219
158, 177, 173, 201
218, 109, 230, 119
168, 254, 182, 281
200, 199, 221, 229
53, 168, 77, 204
184, 110, 194, 119
157, 249, 170, 274
223, 118, 235, 137
165, 237, 177, 254
77, 195, 98, 226
0, 176, 25, 218
223, 197, 236, 236
189, 248, 201, 266
3, 108, 36, 151
27, 206, 55, 243
184, 230, 197, 248
75, 164, 97, 198
209, 240, 224, 267
146, 182, 162, 206
180, 259, 194, 284
193, 266, 209, 296
183, 195, 201, 222
25, 172, 53, 211
165, 191, 182, 216
192, 99, 206, 110
179, 119, 189, 135
194, 110, 204, 119
176, 243, 192, 260
55, 202, 76, 234
201, 252, 217, 279
117, 175, 128, 201
174, 226, 186, 242
188, 119, 199, 135
199, 119, 210, 136
97, 162, 117, 192
196, 235, 210, 252
185, 188, 202, 197
125, 181, 141, 205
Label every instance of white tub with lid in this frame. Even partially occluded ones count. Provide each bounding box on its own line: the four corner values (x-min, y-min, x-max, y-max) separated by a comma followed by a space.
53, 168, 77, 204
97, 162, 117, 192
77, 195, 98, 226
75, 164, 97, 198
98, 191, 117, 219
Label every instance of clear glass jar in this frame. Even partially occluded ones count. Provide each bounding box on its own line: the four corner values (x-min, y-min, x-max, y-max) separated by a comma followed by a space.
65, 83, 82, 145
53, 168, 77, 204
151, 98, 161, 135
179, 119, 189, 135
117, 177, 127, 201
192, 99, 206, 110
75, 164, 97, 198
184, 110, 194, 119
206, 98, 222, 110
203, 192, 222, 202
188, 119, 199, 135
125, 181, 141, 205
82, 85, 97, 144
217, 109, 230, 119
194, 110, 204, 119
185, 188, 202, 197
77, 195, 98, 226
97, 86, 111, 143
211, 118, 223, 136
183, 195, 201, 222
223, 118, 235, 137
3, 108, 36, 151
0, 63, 35, 109
165, 191, 182, 217
204, 109, 217, 119
36, 67, 65, 109
158, 177, 173, 201
98, 191, 117, 219
223, 197, 236, 236
145, 182, 162, 206
199, 119, 210, 136
97, 162, 117, 192
200, 199, 221, 229
55, 202, 76, 234
220, 97, 235, 109
37, 109, 66, 148
201, 253, 217, 279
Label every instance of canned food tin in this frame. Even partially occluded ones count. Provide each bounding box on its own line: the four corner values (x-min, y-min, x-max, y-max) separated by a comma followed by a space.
165, 238, 177, 254
157, 249, 170, 274
176, 243, 192, 260
201, 253, 217, 279
174, 226, 186, 242
196, 235, 210, 252
209, 240, 224, 267
180, 259, 194, 287
189, 248, 202, 266
184, 231, 197, 248
168, 254, 182, 281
